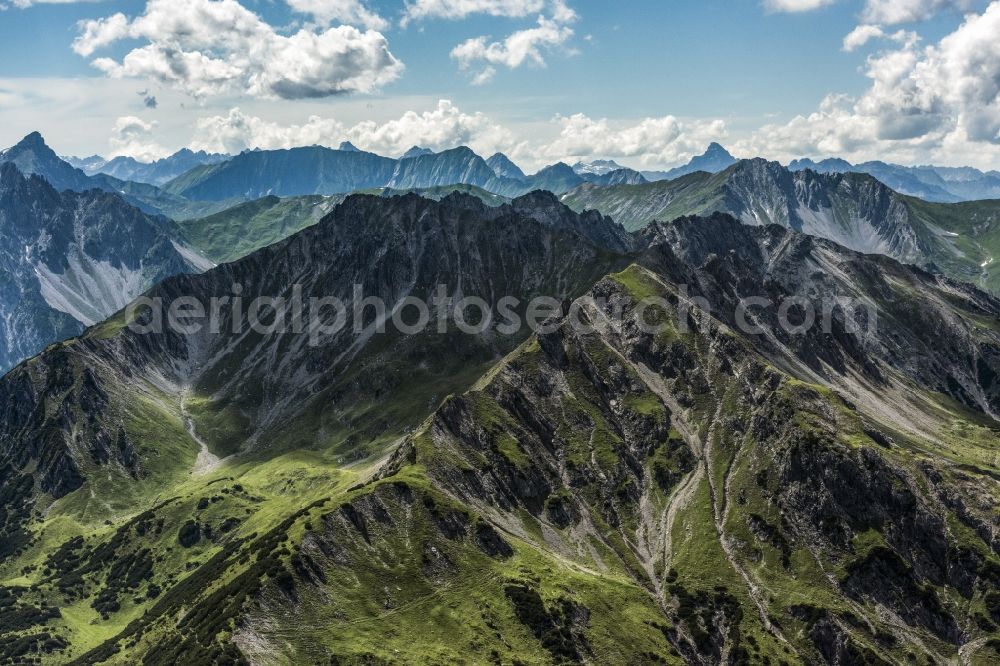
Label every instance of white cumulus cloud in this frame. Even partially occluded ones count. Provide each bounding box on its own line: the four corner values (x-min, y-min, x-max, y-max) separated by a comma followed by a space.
402, 0, 546, 24
188, 100, 519, 159
72, 0, 403, 100
861, 0, 978, 24
450, 1, 576, 83
764, 0, 837, 12
540, 113, 728, 168
286, 0, 388, 30
740, 1, 1000, 167
842, 24, 917, 51
108, 116, 171, 161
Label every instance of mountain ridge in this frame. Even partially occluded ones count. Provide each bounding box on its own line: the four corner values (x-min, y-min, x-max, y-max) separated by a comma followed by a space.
2, 193, 999, 663
66, 149, 231, 186
789, 155, 1000, 202
564, 157, 1000, 293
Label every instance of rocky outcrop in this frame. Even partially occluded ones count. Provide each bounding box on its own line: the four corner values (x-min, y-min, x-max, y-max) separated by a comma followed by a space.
0, 163, 207, 373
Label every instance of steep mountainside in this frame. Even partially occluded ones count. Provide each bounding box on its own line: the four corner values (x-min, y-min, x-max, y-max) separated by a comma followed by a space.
0, 163, 210, 374
2, 133, 100, 194
0, 193, 999, 664
564, 158, 1000, 293
164, 146, 399, 200
68, 150, 231, 186
789, 157, 1000, 203
385, 147, 508, 191
176, 195, 339, 264
486, 152, 527, 180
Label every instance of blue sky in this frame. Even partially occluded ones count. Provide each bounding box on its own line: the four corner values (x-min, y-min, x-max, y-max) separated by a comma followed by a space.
0, 0, 997, 170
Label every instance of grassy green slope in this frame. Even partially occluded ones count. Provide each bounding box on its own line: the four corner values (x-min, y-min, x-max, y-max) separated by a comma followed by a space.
902, 196, 1000, 292
177, 195, 339, 264
562, 171, 722, 231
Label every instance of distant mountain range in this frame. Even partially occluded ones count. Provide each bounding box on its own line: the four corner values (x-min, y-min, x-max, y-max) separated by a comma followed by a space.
160, 144, 647, 202
9, 129, 1000, 298
43, 130, 1000, 209
642, 142, 739, 181
789, 156, 1000, 203
564, 157, 1000, 293
66, 149, 230, 186
0, 132, 232, 220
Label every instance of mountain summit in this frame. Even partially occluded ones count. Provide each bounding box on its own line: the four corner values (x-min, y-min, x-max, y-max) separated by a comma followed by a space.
401, 146, 434, 159
572, 159, 627, 176
485, 152, 526, 180
643, 142, 738, 181
0, 131, 98, 192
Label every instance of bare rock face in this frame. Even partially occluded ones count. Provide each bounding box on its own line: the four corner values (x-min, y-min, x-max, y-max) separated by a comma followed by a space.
0, 163, 205, 373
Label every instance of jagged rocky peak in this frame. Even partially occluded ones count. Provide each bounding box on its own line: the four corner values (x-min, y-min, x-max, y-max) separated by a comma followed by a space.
643, 141, 739, 181
485, 152, 526, 180
788, 156, 855, 173
17, 130, 46, 148
533, 161, 576, 176
401, 146, 434, 159
572, 158, 626, 176
702, 141, 732, 157
4, 131, 58, 162
338, 141, 361, 152
507, 189, 635, 253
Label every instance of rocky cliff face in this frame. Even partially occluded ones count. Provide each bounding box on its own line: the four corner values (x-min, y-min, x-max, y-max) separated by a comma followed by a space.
565, 158, 1000, 293
1, 195, 999, 665
0, 163, 208, 373
386, 146, 505, 191
719, 160, 925, 264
